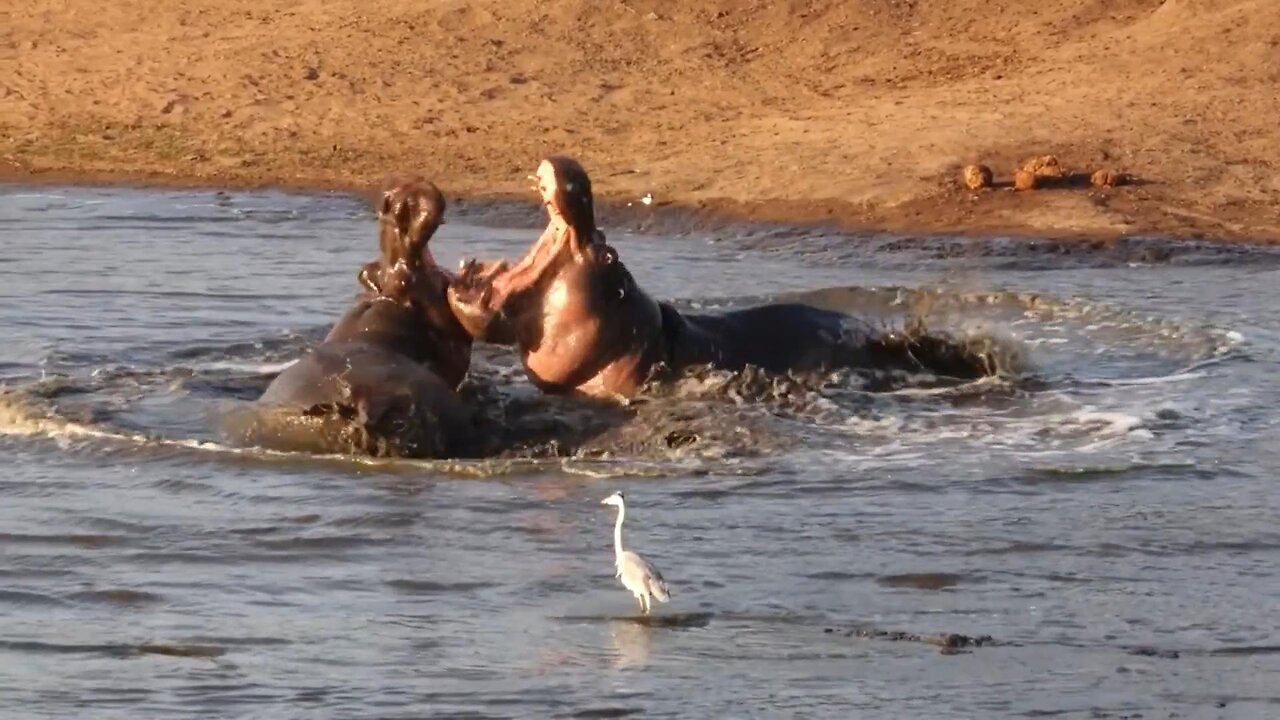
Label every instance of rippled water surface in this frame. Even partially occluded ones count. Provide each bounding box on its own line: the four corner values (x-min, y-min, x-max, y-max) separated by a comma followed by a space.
2, 186, 1279, 718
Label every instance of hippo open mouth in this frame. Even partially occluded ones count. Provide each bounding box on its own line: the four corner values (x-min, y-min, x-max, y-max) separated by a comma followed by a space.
445, 156, 596, 344
445, 258, 516, 343
357, 178, 456, 305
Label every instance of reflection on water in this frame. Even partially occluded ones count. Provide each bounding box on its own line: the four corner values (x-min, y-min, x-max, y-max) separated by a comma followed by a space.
609, 620, 654, 669
1, 185, 1279, 717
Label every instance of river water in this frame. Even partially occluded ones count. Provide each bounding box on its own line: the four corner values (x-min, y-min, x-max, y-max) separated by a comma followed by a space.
1, 186, 1278, 719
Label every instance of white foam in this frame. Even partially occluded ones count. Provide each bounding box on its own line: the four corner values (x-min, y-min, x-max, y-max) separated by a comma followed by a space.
884, 375, 1007, 398
1087, 371, 1206, 387
1068, 410, 1145, 436
195, 359, 298, 375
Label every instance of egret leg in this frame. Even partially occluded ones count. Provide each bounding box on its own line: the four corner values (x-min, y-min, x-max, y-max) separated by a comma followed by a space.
640, 593, 650, 616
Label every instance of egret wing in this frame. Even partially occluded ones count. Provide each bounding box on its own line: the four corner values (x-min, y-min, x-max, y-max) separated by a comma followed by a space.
623, 550, 670, 602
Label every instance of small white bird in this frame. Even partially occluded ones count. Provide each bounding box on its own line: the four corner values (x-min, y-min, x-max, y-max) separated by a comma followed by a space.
601, 491, 670, 615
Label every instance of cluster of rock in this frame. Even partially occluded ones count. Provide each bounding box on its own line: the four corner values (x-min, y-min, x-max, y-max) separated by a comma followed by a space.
961, 156, 1130, 192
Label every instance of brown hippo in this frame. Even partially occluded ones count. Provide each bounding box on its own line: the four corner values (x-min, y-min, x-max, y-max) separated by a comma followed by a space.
242, 179, 477, 457
447, 156, 994, 400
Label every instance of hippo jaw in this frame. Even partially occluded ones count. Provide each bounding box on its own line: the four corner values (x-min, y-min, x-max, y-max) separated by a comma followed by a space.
446, 259, 518, 345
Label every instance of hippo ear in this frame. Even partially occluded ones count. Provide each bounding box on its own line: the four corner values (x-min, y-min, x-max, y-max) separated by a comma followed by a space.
379, 191, 394, 219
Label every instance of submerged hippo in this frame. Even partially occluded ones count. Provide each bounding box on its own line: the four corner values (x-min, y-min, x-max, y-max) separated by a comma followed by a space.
239, 179, 476, 457
447, 155, 995, 399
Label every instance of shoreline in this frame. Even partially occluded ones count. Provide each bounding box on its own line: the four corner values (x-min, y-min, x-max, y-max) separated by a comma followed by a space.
6, 164, 1277, 247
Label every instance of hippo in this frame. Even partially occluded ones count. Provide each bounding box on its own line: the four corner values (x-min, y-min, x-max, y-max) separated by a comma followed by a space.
446, 155, 996, 399
238, 179, 477, 457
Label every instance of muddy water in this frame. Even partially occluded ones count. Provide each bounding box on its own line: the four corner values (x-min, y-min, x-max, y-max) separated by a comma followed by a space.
2, 186, 1278, 718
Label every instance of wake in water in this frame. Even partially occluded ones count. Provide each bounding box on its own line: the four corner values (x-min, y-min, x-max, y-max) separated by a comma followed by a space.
0, 281, 1246, 476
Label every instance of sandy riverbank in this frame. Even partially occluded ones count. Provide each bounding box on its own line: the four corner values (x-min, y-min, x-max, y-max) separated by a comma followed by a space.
3, 0, 1279, 241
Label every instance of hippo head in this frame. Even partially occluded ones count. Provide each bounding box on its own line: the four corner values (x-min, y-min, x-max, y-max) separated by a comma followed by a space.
341, 178, 474, 388
371, 178, 449, 303
446, 156, 603, 345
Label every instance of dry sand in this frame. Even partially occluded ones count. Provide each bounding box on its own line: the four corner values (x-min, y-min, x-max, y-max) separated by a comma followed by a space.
3, 0, 1279, 241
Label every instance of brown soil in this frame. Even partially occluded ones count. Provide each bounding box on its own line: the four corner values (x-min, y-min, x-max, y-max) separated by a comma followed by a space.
4, 0, 1280, 242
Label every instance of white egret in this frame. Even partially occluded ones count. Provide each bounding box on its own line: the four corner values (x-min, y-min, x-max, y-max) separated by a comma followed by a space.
600, 491, 670, 615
